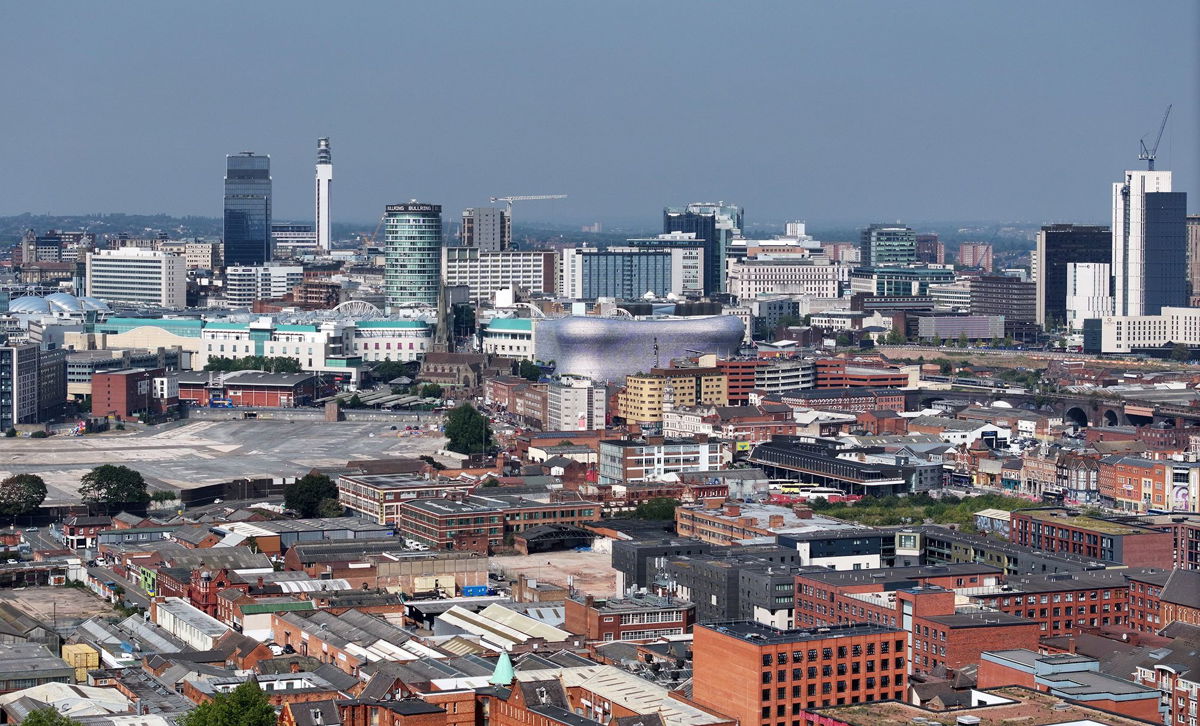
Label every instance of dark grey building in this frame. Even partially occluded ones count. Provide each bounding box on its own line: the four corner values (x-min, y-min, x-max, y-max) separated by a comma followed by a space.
612, 539, 715, 593
663, 202, 742, 295
1033, 224, 1111, 329
0, 343, 65, 430
1141, 191, 1188, 315
223, 152, 272, 266
971, 274, 1038, 339
661, 549, 811, 624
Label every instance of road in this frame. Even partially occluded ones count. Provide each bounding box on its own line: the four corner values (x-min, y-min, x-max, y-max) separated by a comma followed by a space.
91, 565, 150, 609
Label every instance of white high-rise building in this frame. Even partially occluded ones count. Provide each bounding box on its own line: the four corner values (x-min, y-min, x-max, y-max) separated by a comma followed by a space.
224, 264, 304, 307
547, 376, 606, 431
1065, 262, 1113, 330
1112, 170, 1188, 316
315, 137, 332, 252
86, 248, 186, 307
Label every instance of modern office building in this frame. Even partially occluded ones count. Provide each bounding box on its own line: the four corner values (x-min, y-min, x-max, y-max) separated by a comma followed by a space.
663, 202, 742, 294
558, 245, 703, 299
224, 264, 304, 307
1112, 170, 1187, 316
1032, 224, 1110, 329
726, 258, 840, 300
848, 266, 954, 297
314, 137, 332, 253
970, 274, 1037, 338
442, 247, 556, 303
859, 224, 916, 267
616, 366, 729, 424
1065, 262, 1113, 330
0, 343, 66, 430
223, 152, 272, 266
546, 376, 606, 431
383, 202, 442, 307
460, 207, 510, 251
86, 248, 186, 307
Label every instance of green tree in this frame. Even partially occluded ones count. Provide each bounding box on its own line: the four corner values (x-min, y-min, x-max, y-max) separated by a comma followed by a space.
80, 465, 149, 505
284, 473, 339, 518
4, 428, 15, 438
180, 679, 276, 726
939, 361, 953, 375
884, 328, 906, 345
345, 394, 365, 409
957, 332, 969, 348
444, 403, 492, 455
22, 709, 84, 726
835, 333, 852, 347
0, 474, 47, 516
480, 476, 500, 488
632, 497, 679, 520
316, 498, 345, 517
149, 490, 177, 505
1171, 343, 1191, 361
517, 359, 542, 381
419, 383, 444, 398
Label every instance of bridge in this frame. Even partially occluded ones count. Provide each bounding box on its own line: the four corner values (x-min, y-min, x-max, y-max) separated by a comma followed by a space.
905, 385, 1200, 429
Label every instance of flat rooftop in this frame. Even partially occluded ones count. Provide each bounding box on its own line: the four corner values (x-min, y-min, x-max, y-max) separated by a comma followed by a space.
579, 594, 693, 613
683, 502, 865, 535
339, 473, 464, 489
699, 621, 900, 645
811, 686, 1160, 725
1016, 509, 1159, 536
794, 563, 1003, 587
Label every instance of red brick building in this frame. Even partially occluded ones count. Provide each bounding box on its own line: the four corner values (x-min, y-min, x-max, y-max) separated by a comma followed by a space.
692, 621, 907, 724
962, 568, 1146, 635
813, 360, 908, 389
564, 593, 695, 642
855, 409, 907, 435
775, 388, 906, 413
1126, 569, 1200, 632
1009, 508, 1174, 567
398, 494, 599, 551
178, 370, 322, 408
91, 367, 170, 419
716, 359, 763, 405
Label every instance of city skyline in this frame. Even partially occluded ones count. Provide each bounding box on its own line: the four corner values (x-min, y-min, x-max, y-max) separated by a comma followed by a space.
1, 1, 1196, 226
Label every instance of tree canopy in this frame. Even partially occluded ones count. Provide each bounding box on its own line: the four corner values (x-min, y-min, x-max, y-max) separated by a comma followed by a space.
284, 473, 339, 518
517, 359, 542, 381
204, 355, 301, 374
22, 709, 83, 726
0, 474, 47, 516
180, 679, 276, 726
444, 403, 492, 455
632, 497, 679, 520
79, 465, 149, 505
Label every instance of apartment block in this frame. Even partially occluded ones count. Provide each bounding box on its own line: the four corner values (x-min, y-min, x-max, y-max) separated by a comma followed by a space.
1009, 507, 1174, 567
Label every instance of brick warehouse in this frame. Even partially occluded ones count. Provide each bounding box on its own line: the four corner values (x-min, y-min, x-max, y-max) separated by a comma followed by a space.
91, 367, 172, 419
177, 370, 322, 408
1009, 507, 1174, 567
692, 621, 906, 726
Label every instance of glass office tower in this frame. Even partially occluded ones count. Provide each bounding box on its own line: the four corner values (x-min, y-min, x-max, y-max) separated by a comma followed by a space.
223, 152, 272, 266
859, 224, 917, 267
663, 202, 742, 295
384, 202, 443, 307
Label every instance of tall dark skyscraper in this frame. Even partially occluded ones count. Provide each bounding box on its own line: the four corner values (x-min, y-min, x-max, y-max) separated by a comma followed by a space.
223, 152, 272, 266
1033, 224, 1111, 329
663, 202, 742, 295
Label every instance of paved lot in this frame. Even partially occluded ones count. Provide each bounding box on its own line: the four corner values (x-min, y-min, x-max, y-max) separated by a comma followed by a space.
490, 549, 617, 597
0, 586, 114, 625
0, 420, 447, 504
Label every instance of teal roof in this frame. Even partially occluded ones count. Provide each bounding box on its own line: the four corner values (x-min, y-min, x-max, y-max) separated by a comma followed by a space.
240, 601, 315, 616
97, 317, 205, 338
486, 318, 534, 331
205, 322, 250, 331
276, 324, 318, 332
489, 650, 514, 686
354, 320, 429, 329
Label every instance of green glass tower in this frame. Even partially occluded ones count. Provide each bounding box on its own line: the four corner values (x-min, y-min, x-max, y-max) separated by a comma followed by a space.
384, 202, 442, 308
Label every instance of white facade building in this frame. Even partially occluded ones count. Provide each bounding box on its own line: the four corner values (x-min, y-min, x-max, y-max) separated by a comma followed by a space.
546, 376, 606, 431
1100, 306, 1200, 353
315, 137, 332, 252
1065, 262, 1113, 330
1113, 170, 1172, 316
726, 258, 839, 300
86, 248, 185, 308
442, 247, 557, 303
481, 317, 535, 360
348, 320, 432, 362
224, 264, 304, 307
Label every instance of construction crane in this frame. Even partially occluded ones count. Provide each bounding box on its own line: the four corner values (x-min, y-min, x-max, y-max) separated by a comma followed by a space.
489, 194, 567, 216
1138, 104, 1172, 171
359, 215, 385, 250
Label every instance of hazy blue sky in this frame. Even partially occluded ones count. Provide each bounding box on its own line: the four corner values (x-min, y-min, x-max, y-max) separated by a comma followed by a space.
2, 1, 1196, 227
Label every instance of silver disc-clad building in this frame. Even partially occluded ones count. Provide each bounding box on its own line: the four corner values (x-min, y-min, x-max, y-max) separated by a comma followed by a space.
535, 315, 744, 383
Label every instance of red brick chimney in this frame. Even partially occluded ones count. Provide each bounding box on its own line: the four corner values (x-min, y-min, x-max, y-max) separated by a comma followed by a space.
793, 505, 813, 519
704, 497, 724, 510
768, 515, 785, 528
290, 661, 302, 673
724, 504, 741, 517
